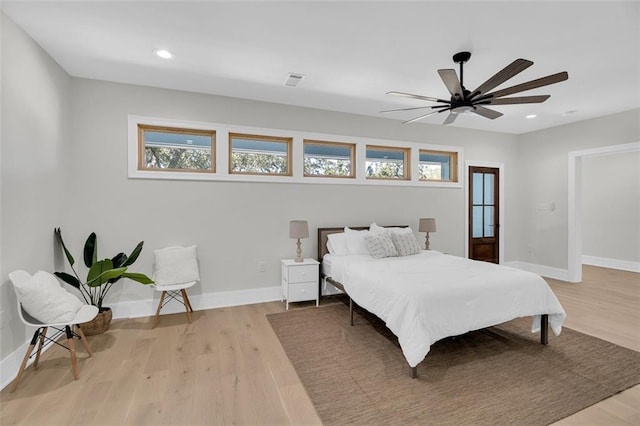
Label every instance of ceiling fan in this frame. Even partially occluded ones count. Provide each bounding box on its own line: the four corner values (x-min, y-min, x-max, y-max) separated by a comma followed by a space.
382, 51, 568, 125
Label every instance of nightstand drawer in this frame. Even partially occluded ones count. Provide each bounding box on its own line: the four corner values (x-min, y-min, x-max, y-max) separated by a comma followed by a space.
286, 264, 317, 283
287, 281, 317, 302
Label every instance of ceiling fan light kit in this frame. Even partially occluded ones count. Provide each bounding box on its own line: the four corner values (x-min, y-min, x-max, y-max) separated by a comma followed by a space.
384, 51, 568, 125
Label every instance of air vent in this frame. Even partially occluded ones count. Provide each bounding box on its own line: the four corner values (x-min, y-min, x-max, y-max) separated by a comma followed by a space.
284, 73, 305, 87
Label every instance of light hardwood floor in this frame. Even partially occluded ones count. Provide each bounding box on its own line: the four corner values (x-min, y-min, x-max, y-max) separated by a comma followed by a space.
1, 265, 638, 425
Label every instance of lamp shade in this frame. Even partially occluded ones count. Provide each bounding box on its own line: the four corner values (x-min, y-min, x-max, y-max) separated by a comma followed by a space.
289, 220, 309, 239
419, 218, 437, 233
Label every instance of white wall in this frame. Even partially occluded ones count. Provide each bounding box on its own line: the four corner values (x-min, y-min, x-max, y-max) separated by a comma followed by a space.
582, 151, 640, 263
66, 78, 521, 306
0, 12, 71, 360
517, 110, 640, 270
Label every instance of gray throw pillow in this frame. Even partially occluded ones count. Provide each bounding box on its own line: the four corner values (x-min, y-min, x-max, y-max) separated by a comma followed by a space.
391, 231, 422, 256
364, 233, 399, 259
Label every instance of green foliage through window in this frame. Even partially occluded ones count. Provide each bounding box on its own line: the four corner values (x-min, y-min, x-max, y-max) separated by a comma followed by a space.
419, 150, 457, 182
229, 134, 291, 175
303, 140, 354, 177
139, 125, 215, 172
231, 152, 288, 174
145, 147, 211, 170
366, 146, 409, 179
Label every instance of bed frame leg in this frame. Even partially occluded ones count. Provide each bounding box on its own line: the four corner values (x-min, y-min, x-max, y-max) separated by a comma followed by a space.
541, 314, 549, 345
349, 298, 354, 326
411, 366, 417, 379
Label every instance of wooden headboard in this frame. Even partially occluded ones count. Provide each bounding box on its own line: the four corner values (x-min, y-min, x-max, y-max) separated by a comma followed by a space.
317, 225, 408, 262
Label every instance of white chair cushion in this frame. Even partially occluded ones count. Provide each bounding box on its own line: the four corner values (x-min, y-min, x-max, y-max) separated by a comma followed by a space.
13, 271, 83, 324
154, 245, 200, 286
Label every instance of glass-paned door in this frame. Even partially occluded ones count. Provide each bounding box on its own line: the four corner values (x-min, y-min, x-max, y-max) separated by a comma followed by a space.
469, 166, 500, 263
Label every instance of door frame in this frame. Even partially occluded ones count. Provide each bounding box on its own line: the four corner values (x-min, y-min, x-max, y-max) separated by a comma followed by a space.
567, 141, 640, 282
465, 160, 505, 264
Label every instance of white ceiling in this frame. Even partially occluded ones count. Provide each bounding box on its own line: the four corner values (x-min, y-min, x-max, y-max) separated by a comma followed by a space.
2, 1, 639, 134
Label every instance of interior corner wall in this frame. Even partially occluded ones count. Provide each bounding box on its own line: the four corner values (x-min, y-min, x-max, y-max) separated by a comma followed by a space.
67, 78, 521, 307
516, 109, 640, 270
0, 12, 72, 360
582, 151, 640, 263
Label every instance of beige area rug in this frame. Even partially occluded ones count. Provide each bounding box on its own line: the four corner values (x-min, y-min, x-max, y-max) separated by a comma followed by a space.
267, 303, 640, 426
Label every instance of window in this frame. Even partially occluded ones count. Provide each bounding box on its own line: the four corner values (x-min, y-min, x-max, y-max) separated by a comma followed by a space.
130, 116, 463, 187
138, 125, 215, 172
303, 140, 355, 178
419, 149, 458, 182
365, 145, 410, 180
229, 133, 292, 176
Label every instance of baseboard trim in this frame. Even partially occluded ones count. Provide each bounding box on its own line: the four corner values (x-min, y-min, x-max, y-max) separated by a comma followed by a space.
1, 285, 282, 391
582, 255, 640, 273
1, 328, 62, 392
111, 285, 282, 319
505, 261, 570, 282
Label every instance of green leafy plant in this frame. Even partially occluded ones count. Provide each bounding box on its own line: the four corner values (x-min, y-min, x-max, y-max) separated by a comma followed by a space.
54, 228, 153, 310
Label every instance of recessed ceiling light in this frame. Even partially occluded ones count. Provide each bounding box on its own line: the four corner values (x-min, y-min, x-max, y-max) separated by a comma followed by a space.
526, 114, 537, 119
154, 49, 174, 59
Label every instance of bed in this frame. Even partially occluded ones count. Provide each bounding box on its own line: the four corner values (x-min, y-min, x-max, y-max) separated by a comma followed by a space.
317, 225, 567, 378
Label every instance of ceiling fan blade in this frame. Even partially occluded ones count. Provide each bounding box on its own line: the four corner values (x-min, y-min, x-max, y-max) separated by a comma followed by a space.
485, 72, 569, 99
386, 91, 447, 103
488, 95, 550, 105
473, 106, 504, 120
437, 69, 463, 97
442, 112, 458, 125
380, 106, 435, 113
381, 103, 451, 113
402, 110, 441, 124
471, 58, 533, 98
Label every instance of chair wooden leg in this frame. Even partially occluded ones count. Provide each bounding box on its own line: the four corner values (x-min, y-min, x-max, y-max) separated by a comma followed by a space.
183, 291, 194, 313
181, 289, 193, 323
76, 325, 93, 356
66, 326, 79, 380
152, 291, 166, 329
33, 327, 48, 370
10, 329, 41, 393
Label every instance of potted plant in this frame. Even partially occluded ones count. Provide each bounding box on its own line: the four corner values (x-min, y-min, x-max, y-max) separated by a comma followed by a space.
54, 228, 154, 335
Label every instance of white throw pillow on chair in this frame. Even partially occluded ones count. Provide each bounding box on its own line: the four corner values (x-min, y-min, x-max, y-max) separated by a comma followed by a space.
153, 245, 200, 286
13, 271, 83, 323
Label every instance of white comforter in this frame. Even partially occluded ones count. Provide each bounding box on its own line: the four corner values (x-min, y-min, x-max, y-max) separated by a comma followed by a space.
325, 251, 566, 367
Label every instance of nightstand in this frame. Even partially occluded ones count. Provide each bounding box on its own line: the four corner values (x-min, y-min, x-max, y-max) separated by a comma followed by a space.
281, 259, 320, 310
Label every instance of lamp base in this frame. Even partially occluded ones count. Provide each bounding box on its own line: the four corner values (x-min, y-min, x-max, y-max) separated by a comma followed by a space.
295, 239, 304, 262
425, 233, 431, 250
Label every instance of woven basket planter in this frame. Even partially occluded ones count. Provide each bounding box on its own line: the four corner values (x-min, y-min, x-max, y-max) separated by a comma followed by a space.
80, 307, 112, 336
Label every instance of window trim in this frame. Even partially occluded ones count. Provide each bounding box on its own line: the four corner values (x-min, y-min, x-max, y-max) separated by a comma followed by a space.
418, 149, 459, 183
303, 139, 356, 179
138, 124, 216, 173
128, 115, 463, 188
228, 132, 293, 176
365, 145, 411, 181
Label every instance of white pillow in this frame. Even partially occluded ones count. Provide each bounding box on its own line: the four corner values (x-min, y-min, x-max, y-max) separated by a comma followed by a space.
327, 233, 349, 255
370, 223, 409, 235
368, 223, 386, 234
391, 231, 422, 256
154, 245, 200, 285
364, 233, 398, 259
344, 228, 372, 255
13, 271, 83, 323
